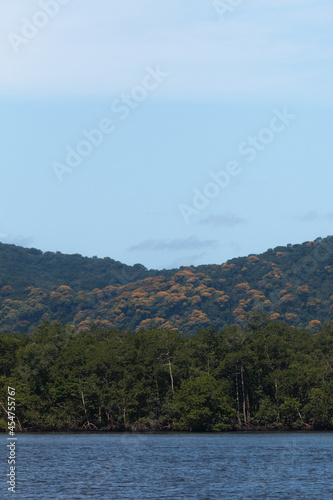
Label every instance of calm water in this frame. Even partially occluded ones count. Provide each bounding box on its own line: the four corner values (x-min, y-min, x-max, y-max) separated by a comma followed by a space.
1, 432, 332, 499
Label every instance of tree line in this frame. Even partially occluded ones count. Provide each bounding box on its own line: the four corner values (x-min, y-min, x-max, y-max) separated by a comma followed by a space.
0, 313, 332, 432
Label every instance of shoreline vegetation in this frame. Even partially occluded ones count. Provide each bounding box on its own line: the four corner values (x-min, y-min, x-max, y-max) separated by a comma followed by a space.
0, 313, 332, 433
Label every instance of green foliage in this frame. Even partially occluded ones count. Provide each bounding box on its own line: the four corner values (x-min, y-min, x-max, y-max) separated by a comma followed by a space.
173, 375, 235, 431
0, 317, 332, 432
255, 397, 279, 427
1, 237, 333, 333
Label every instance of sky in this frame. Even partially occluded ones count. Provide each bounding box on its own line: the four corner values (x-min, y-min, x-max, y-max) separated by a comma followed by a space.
1, 0, 333, 270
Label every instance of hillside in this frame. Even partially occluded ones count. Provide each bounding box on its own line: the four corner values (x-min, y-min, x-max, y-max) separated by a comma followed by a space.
0, 236, 333, 334
0, 242, 168, 292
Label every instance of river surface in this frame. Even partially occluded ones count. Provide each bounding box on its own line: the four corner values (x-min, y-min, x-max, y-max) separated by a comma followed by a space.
1, 432, 332, 499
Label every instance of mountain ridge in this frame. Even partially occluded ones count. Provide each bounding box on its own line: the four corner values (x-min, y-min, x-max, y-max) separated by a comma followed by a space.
0, 236, 332, 334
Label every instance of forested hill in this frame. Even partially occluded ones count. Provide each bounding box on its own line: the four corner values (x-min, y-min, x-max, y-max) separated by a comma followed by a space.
0, 242, 168, 292
0, 236, 333, 334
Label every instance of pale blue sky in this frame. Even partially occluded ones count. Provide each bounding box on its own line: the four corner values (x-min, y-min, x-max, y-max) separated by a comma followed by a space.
1, 0, 333, 269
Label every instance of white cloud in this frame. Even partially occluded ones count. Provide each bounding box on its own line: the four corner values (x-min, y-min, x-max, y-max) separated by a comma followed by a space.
129, 236, 218, 252
0, 232, 34, 247
295, 211, 333, 222
0, 0, 332, 101
165, 253, 205, 269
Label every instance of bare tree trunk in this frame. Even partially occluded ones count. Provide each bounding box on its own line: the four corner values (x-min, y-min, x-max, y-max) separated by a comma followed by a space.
81, 390, 87, 421
274, 379, 280, 422
81, 390, 96, 430
1, 402, 23, 431
246, 391, 251, 423
241, 363, 247, 424
155, 375, 160, 401
235, 374, 241, 425
17, 417, 23, 432
168, 360, 175, 397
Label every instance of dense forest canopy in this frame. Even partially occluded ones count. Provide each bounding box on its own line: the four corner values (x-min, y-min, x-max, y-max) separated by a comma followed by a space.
0, 315, 332, 432
0, 236, 333, 334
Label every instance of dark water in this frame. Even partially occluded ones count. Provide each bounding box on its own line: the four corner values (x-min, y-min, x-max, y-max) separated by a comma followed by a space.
1, 432, 332, 499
